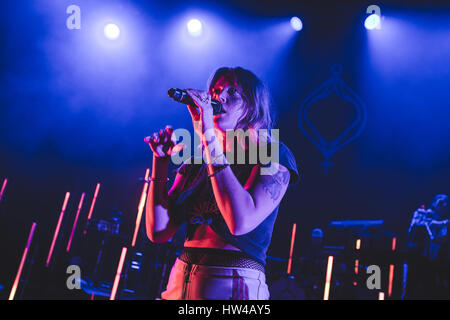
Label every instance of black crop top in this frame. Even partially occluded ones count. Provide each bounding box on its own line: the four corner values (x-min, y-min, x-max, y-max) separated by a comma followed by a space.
172, 141, 299, 266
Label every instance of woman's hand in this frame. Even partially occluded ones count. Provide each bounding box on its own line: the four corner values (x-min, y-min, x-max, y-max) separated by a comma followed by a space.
145, 125, 184, 158
185, 89, 215, 138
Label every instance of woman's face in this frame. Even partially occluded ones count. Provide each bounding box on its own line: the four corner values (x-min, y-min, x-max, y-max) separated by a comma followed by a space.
210, 75, 245, 131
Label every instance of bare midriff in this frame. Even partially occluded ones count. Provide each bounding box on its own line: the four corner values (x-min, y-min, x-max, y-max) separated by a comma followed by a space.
183, 224, 241, 251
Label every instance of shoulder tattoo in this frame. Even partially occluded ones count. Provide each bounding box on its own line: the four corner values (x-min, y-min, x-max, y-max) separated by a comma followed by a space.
261, 165, 290, 202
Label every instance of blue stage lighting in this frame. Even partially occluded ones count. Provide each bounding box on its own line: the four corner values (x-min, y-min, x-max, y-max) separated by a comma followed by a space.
365, 14, 381, 30
290, 17, 303, 31
104, 23, 121, 40
187, 19, 203, 37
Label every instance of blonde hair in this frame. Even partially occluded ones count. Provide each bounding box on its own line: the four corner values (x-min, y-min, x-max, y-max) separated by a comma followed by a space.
207, 67, 274, 132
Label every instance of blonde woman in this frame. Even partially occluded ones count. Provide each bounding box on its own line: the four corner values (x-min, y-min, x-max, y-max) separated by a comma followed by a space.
145, 67, 299, 300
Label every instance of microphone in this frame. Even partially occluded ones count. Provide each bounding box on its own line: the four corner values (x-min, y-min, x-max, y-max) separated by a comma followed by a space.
168, 88, 224, 115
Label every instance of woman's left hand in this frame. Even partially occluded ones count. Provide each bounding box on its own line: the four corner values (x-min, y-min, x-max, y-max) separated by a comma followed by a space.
185, 89, 215, 138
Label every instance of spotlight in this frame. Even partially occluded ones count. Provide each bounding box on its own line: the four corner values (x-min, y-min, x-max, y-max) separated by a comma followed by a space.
104, 23, 121, 40
290, 16, 303, 31
364, 14, 380, 30
187, 19, 202, 37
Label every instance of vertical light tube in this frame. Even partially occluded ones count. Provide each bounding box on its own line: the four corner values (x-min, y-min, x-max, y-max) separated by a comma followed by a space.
388, 264, 394, 297
66, 193, 86, 252
402, 263, 408, 299
378, 292, 385, 300
353, 238, 361, 286
323, 256, 334, 300
286, 223, 297, 275
9, 222, 37, 300
0, 177, 8, 202
131, 169, 150, 247
389, 237, 396, 298
86, 183, 101, 221
110, 247, 128, 300
353, 259, 359, 286
46, 192, 70, 267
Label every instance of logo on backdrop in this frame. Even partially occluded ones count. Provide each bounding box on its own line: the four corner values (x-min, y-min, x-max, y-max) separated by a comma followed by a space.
298, 64, 366, 174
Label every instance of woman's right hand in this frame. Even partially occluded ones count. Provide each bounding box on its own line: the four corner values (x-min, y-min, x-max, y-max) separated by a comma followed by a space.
145, 125, 183, 158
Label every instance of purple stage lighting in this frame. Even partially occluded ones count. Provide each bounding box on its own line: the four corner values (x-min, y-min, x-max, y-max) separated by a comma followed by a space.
290, 17, 303, 31
187, 19, 203, 37
104, 23, 121, 39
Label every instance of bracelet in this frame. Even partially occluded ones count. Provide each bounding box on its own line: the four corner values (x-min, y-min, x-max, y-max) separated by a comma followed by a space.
207, 163, 230, 178
147, 177, 169, 183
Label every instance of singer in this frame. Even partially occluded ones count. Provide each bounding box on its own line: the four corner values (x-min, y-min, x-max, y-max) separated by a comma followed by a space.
145, 67, 299, 300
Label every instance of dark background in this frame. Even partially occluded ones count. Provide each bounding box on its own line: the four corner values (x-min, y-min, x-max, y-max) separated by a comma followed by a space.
0, 0, 449, 298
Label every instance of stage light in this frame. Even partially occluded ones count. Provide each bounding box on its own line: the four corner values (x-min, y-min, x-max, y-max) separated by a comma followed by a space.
110, 247, 128, 300
66, 193, 85, 253
290, 17, 303, 31
391, 237, 397, 251
46, 192, 70, 268
132, 168, 150, 247
86, 182, 100, 221
323, 256, 334, 300
286, 223, 297, 275
365, 14, 381, 30
388, 264, 395, 297
187, 19, 203, 37
104, 23, 121, 40
9, 223, 37, 300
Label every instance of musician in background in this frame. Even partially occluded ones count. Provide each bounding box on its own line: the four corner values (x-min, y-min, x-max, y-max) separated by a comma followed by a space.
403, 194, 449, 299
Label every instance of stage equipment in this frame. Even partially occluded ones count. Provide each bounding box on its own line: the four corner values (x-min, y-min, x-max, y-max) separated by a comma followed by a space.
323, 256, 334, 300
365, 14, 380, 30
80, 209, 124, 298
110, 247, 128, 300
365, 5, 381, 30
0, 178, 7, 203
86, 183, 101, 222
131, 168, 150, 247
330, 219, 384, 229
327, 219, 400, 299
104, 23, 120, 40
391, 237, 397, 251
290, 17, 303, 31
86, 218, 121, 235
268, 223, 308, 300
9, 222, 37, 300
287, 223, 297, 275
66, 192, 85, 252
46, 192, 70, 267
187, 19, 202, 37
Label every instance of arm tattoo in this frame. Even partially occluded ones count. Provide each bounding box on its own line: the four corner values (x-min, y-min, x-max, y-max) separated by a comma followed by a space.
261, 167, 290, 202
